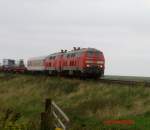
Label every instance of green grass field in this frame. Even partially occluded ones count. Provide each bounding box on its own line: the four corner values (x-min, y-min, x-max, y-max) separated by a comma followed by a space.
0, 73, 149, 130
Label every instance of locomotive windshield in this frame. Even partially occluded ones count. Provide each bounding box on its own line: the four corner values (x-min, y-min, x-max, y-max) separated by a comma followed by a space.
87, 51, 94, 57
87, 51, 102, 57
96, 51, 102, 56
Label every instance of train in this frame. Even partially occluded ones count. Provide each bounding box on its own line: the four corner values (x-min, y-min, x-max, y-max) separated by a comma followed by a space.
0, 47, 105, 78
0, 59, 27, 73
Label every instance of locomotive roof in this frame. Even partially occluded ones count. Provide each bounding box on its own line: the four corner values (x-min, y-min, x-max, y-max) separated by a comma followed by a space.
47, 52, 62, 57
28, 48, 102, 60
66, 48, 101, 54
49, 48, 101, 56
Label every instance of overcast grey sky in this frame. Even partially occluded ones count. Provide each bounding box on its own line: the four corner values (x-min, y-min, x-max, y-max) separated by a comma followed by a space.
0, 0, 150, 76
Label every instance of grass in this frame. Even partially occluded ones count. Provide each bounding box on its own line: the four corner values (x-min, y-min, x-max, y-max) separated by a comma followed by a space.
0, 73, 149, 129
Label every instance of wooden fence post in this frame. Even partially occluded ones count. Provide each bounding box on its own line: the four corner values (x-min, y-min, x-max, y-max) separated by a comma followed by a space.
45, 99, 51, 112
41, 99, 52, 130
46, 99, 52, 130
41, 112, 47, 130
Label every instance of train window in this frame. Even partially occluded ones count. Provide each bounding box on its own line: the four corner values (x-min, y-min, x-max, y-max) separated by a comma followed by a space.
67, 54, 70, 58
96, 51, 102, 56
28, 61, 31, 66
64, 54, 67, 58
76, 52, 81, 57
87, 51, 94, 57
71, 54, 74, 57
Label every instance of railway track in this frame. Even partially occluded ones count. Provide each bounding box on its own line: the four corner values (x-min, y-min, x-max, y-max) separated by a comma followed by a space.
0, 71, 150, 87
99, 78, 150, 87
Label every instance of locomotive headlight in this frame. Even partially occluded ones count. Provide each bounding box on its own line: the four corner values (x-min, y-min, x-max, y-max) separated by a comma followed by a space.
86, 64, 90, 67
100, 65, 103, 68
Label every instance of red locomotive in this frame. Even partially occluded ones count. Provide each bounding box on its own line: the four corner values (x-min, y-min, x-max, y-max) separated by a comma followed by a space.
27, 47, 105, 78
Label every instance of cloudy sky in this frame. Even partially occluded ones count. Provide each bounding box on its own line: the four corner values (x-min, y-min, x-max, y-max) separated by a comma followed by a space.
0, 0, 150, 76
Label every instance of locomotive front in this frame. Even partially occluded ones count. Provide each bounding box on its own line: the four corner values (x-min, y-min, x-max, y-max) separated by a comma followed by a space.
83, 48, 105, 78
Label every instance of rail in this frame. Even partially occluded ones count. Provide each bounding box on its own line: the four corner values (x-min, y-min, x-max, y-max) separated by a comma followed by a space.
100, 78, 150, 87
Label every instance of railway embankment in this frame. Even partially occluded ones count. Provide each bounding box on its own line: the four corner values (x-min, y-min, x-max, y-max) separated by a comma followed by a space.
0, 73, 149, 129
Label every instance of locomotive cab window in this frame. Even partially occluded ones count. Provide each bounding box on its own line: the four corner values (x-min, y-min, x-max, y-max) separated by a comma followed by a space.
96, 51, 102, 56
87, 51, 102, 57
71, 53, 75, 57
87, 51, 94, 57
53, 56, 56, 59
76, 52, 81, 57
67, 54, 70, 58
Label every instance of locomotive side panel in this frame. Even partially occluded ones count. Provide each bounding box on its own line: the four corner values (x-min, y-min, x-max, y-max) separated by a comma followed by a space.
44, 53, 63, 75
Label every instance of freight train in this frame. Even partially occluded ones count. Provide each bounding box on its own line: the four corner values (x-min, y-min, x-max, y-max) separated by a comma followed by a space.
0, 47, 105, 78
0, 59, 27, 73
